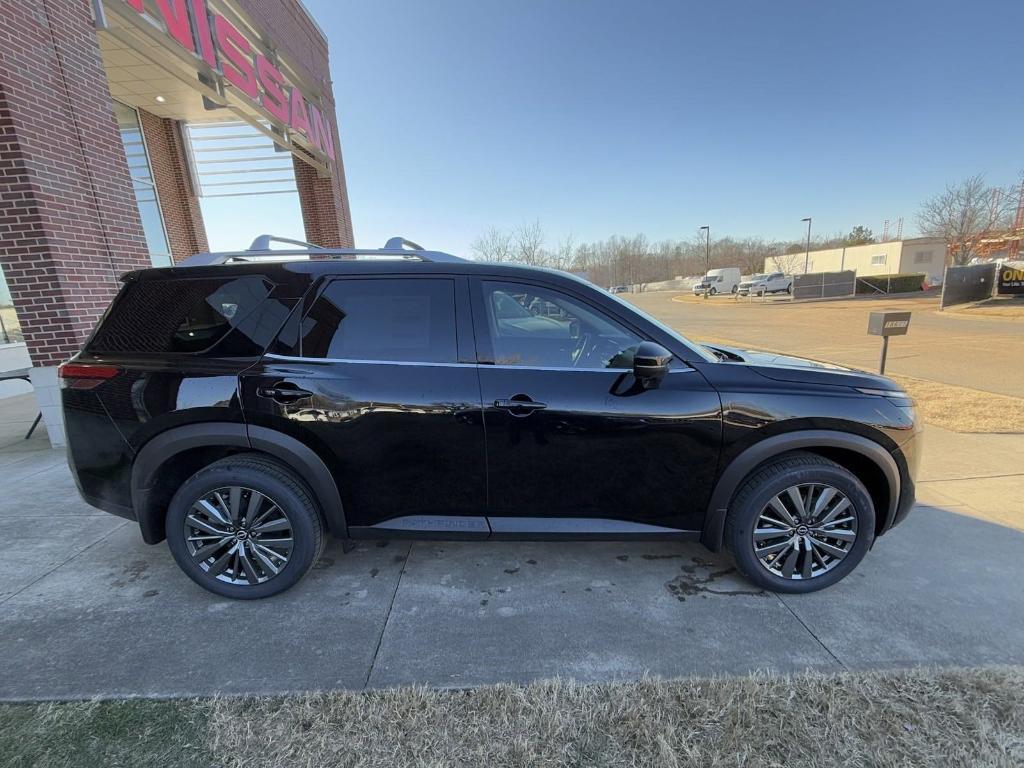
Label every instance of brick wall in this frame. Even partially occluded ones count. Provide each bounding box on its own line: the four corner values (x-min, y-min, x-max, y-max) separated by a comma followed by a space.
294, 153, 352, 248
139, 110, 209, 261
238, 0, 354, 247
0, 0, 150, 368
0, 0, 352, 374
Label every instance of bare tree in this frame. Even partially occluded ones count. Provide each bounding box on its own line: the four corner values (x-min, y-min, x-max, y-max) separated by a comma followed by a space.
513, 220, 547, 266
548, 233, 577, 272
470, 226, 513, 263
769, 250, 805, 276
917, 174, 1017, 265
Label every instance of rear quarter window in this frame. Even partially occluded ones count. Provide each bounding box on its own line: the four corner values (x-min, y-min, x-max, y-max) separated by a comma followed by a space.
88, 276, 274, 355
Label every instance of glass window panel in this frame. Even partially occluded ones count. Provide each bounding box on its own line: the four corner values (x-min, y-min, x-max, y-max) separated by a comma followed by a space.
300, 279, 458, 363
136, 199, 170, 260
481, 281, 642, 369
114, 101, 172, 266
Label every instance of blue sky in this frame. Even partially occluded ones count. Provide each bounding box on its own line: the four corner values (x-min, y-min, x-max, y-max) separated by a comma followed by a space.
210, 0, 1022, 255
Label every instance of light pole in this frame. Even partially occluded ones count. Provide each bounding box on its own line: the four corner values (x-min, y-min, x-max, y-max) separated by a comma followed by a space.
699, 225, 710, 300
801, 217, 812, 274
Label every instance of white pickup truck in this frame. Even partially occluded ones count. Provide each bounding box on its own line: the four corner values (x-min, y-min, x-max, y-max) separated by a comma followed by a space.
737, 272, 792, 296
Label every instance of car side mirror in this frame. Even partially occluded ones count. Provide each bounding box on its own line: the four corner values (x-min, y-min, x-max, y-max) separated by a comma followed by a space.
633, 341, 673, 389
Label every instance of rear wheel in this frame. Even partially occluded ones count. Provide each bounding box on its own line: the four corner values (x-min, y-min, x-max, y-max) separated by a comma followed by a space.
725, 452, 874, 593
166, 454, 325, 599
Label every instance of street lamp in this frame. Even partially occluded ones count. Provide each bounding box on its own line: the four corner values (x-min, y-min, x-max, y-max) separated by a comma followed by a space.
801, 217, 812, 274
699, 225, 710, 300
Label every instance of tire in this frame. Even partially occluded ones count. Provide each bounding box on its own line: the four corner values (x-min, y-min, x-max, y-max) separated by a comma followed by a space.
757, 288, 765, 297
166, 454, 325, 599
708, 286, 717, 296
724, 452, 875, 593
731, 285, 738, 294
785, 284, 792, 295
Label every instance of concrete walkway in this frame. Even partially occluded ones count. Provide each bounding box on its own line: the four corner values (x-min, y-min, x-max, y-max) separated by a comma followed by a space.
1, 395, 1022, 700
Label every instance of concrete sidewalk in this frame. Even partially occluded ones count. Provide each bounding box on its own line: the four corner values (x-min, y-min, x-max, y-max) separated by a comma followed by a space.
1, 389, 1022, 700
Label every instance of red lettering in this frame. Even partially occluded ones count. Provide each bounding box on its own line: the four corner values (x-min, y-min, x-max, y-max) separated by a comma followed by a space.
306, 103, 323, 152
214, 15, 257, 100
289, 87, 311, 138
190, 0, 217, 68
308, 105, 335, 161
154, 0, 195, 53
255, 55, 289, 123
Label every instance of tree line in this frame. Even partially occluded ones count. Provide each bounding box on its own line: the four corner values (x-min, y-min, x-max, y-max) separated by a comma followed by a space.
471, 172, 1022, 286
471, 224, 882, 289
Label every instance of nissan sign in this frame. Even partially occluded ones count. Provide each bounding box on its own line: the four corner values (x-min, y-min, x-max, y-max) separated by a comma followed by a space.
117, 0, 336, 165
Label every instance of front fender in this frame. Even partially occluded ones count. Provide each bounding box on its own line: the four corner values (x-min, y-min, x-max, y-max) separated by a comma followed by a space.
700, 429, 900, 551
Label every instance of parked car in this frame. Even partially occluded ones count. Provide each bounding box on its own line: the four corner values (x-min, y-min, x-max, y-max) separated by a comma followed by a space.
609, 285, 630, 294
62, 235, 919, 599
692, 267, 741, 296
738, 272, 793, 296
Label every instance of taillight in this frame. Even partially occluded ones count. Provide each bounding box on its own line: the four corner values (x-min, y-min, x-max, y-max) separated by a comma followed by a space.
58, 363, 120, 390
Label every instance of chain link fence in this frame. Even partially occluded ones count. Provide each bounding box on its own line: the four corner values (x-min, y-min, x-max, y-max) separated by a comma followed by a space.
792, 270, 856, 300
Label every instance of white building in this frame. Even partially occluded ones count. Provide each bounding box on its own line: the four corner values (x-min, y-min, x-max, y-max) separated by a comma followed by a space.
765, 237, 947, 283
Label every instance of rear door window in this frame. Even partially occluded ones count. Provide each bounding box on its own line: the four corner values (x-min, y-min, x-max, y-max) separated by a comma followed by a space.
299, 278, 457, 363
88, 276, 273, 354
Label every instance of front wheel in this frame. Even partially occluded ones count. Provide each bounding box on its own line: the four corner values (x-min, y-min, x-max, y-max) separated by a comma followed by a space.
708, 286, 717, 296
785, 284, 792, 295
725, 452, 874, 593
166, 454, 325, 599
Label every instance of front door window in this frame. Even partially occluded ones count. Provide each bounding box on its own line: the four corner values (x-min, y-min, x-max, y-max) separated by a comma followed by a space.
481, 281, 642, 369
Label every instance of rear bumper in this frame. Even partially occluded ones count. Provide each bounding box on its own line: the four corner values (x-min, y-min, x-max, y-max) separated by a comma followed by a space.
81, 490, 136, 521
63, 386, 136, 520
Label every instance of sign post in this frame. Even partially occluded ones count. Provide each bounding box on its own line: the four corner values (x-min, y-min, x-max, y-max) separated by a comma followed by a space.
867, 311, 911, 375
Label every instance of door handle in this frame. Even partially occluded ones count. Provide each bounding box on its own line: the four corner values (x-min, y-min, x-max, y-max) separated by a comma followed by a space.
257, 385, 313, 403
494, 396, 547, 416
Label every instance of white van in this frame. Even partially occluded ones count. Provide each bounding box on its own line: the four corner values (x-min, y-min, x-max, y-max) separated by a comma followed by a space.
692, 267, 741, 296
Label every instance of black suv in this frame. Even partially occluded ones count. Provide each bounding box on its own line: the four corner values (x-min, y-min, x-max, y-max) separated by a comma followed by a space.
61, 236, 919, 599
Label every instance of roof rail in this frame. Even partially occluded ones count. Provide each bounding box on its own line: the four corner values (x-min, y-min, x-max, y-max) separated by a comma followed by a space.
249, 234, 325, 251
177, 236, 466, 267
384, 236, 425, 251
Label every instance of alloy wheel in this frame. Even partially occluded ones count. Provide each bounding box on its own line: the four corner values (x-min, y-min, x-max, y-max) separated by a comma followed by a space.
752, 483, 857, 580
184, 486, 294, 585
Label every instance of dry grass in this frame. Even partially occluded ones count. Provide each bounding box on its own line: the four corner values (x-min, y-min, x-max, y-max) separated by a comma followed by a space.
206, 667, 1024, 768
3, 669, 1023, 768
945, 297, 1024, 320
893, 375, 1024, 434
0, 698, 212, 768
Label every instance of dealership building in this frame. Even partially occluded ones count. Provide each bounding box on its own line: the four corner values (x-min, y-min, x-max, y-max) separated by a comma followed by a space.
0, 0, 352, 444
764, 237, 947, 284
